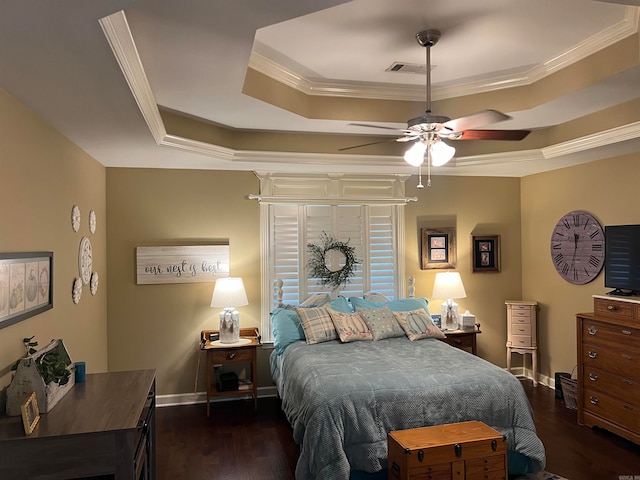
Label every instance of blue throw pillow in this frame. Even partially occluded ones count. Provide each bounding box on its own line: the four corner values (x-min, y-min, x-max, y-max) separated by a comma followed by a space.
271, 308, 305, 355
330, 295, 353, 313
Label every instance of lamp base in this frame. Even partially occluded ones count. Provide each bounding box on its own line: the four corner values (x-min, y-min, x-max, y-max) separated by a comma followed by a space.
219, 308, 240, 343
441, 301, 459, 331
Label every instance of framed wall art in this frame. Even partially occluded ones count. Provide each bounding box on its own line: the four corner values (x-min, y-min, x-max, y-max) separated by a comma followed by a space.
21, 392, 40, 435
0, 252, 53, 330
421, 228, 456, 270
472, 235, 501, 272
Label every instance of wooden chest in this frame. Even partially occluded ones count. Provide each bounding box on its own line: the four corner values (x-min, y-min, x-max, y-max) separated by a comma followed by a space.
387, 421, 507, 480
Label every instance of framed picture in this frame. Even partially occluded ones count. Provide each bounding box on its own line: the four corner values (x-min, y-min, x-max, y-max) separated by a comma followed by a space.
472, 235, 501, 272
0, 252, 53, 330
21, 392, 40, 435
421, 228, 456, 269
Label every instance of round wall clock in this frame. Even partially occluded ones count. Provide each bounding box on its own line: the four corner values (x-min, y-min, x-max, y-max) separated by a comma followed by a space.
550, 210, 604, 284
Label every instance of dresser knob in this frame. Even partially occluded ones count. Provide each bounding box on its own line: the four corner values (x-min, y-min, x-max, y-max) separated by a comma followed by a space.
589, 396, 599, 405
588, 351, 598, 359
607, 305, 616, 311
621, 329, 632, 336
623, 404, 634, 411
588, 326, 598, 335
227, 353, 236, 360
588, 373, 598, 382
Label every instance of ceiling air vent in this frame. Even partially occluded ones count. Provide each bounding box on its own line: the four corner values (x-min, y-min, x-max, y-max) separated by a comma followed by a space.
385, 62, 429, 74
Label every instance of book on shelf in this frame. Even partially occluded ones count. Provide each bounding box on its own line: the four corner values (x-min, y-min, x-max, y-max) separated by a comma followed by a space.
238, 379, 253, 391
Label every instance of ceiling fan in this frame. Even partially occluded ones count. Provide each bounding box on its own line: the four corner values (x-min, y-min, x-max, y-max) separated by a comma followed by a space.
342, 29, 530, 187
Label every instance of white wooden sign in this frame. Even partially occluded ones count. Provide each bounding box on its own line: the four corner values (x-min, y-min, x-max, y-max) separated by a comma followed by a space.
136, 245, 229, 284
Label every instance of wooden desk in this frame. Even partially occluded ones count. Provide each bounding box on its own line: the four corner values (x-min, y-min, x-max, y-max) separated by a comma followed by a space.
201, 328, 260, 416
0, 369, 156, 480
439, 326, 481, 355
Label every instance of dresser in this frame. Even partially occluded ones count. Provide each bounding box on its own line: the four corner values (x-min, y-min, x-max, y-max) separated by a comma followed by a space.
577, 296, 640, 445
0, 369, 156, 479
505, 300, 538, 386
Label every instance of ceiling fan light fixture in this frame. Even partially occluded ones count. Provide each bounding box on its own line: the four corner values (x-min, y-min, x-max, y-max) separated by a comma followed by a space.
404, 141, 427, 166
430, 140, 456, 166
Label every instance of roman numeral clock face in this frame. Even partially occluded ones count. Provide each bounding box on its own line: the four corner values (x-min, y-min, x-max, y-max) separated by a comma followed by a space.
550, 211, 604, 284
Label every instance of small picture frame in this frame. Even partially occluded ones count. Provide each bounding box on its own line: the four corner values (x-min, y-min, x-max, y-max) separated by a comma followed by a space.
472, 235, 501, 272
21, 392, 40, 435
421, 228, 456, 270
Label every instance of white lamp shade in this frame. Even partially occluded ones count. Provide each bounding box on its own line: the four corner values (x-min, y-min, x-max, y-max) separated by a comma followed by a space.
430, 140, 456, 167
210, 277, 248, 307
403, 141, 427, 167
432, 272, 467, 300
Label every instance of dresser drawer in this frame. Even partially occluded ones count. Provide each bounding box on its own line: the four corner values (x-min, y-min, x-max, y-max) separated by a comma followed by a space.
582, 345, 640, 379
594, 297, 635, 320
509, 306, 532, 319
583, 388, 640, 432
510, 316, 531, 327
210, 348, 253, 364
465, 455, 506, 476
510, 324, 531, 336
511, 335, 532, 347
582, 319, 640, 352
582, 366, 640, 401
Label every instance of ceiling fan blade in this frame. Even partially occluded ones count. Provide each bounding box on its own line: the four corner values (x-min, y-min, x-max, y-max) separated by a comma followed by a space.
338, 139, 398, 151
447, 129, 531, 141
348, 123, 403, 132
441, 110, 511, 133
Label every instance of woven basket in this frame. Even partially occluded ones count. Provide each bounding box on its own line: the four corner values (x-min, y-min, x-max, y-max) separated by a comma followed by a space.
560, 367, 578, 410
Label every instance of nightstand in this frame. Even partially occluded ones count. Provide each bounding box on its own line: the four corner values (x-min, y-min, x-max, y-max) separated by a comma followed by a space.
200, 327, 260, 416
439, 325, 481, 355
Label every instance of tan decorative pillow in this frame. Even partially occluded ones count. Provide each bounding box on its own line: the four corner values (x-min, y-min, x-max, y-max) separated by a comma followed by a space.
357, 305, 405, 340
295, 306, 337, 344
393, 309, 446, 341
326, 307, 373, 343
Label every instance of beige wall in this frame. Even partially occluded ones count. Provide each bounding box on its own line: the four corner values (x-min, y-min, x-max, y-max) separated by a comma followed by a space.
404, 175, 523, 367
0, 88, 107, 410
105, 168, 262, 396
521, 153, 640, 381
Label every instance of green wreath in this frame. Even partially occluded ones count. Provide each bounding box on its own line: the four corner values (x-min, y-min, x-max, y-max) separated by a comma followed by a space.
307, 232, 360, 289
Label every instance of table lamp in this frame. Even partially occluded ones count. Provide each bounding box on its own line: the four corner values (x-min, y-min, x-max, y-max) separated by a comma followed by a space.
210, 277, 248, 343
432, 272, 467, 331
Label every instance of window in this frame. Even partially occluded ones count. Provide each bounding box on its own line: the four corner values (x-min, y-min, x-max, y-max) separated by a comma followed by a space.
252, 173, 413, 343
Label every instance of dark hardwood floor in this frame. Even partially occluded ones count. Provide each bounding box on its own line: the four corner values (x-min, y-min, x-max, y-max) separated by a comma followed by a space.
155, 380, 640, 480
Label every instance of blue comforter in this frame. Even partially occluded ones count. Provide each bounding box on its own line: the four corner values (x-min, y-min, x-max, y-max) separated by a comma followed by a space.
271, 336, 545, 480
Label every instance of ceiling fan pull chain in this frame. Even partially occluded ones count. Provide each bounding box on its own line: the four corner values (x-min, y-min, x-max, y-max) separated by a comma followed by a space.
417, 165, 424, 189
427, 147, 432, 187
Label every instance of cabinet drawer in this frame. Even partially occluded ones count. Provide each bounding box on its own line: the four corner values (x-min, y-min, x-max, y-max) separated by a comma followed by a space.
582, 345, 640, 379
509, 308, 531, 319
510, 324, 531, 336
405, 463, 451, 479
582, 320, 640, 353
511, 335, 532, 347
210, 348, 253, 364
583, 388, 640, 432
582, 366, 640, 401
510, 316, 531, 326
465, 455, 505, 475
594, 297, 634, 320
441, 335, 473, 349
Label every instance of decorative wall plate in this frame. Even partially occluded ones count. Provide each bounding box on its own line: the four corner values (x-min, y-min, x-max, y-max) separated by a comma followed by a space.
78, 236, 93, 285
89, 210, 96, 234
90, 272, 99, 295
71, 205, 81, 233
72, 278, 82, 304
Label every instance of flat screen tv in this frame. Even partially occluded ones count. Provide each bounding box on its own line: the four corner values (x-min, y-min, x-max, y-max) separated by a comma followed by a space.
604, 224, 640, 296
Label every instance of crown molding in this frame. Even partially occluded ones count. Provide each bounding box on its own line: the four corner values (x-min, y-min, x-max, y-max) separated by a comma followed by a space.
101, 9, 640, 176
249, 7, 639, 102
99, 11, 166, 143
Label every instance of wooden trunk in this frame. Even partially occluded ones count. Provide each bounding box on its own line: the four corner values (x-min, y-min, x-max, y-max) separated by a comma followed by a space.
388, 421, 507, 480
5, 339, 74, 416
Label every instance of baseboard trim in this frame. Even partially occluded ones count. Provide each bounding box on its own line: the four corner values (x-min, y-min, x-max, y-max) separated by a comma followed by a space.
505, 366, 554, 389
156, 385, 278, 408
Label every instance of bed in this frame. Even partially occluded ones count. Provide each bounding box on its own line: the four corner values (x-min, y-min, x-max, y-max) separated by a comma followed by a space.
269, 292, 546, 480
